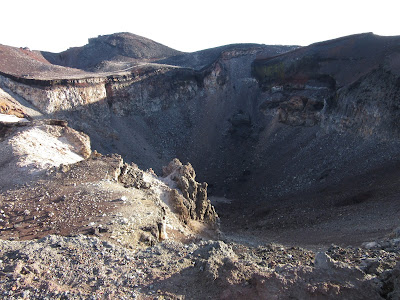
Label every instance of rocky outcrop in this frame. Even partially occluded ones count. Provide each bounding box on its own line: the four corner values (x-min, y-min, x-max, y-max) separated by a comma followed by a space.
162, 158, 218, 227
118, 162, 151, 189
106, 66, 200, 116
323, 67, 400, 138
168, 189, 192, 224
0, 88, 27, 118
277, 95, 324, 126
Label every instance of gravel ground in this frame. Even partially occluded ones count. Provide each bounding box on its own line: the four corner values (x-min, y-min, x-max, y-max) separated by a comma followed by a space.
1, 233, 399, 299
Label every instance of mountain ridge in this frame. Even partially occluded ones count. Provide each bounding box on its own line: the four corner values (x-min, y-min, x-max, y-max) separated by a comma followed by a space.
41, 32, 183, 72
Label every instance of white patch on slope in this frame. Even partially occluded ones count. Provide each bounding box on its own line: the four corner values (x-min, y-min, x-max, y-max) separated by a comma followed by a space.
0, 113, 29, 123
142, 172, 172, 205
9, 126, 84, 173
0, 124, 87, 187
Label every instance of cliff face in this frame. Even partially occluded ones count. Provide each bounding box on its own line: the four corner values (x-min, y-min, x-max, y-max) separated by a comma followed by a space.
0, 74, 107, 114
324, 67, 400, 138
93, 46, 279, 198
89, 34, 400, 208
253, 33, 400, 138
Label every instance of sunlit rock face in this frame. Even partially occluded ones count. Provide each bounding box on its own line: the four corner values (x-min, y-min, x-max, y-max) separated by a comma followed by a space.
0, 75, 108, 114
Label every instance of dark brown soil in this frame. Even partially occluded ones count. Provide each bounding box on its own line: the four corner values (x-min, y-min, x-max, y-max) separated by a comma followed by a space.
0, 155, 124, 240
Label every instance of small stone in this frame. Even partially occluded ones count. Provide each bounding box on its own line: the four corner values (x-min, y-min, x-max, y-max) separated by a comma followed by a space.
391, 238, 400, 246
392, 227, 400, 238
363, 242, 379, 249
119, 218, 129, 225
314, 252, 334, 269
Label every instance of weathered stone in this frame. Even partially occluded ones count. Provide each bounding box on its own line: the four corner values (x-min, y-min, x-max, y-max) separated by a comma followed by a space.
163, 158, 218, 227
118, 163, 149, 189
168, 189, 191, 224
362, 242, 380, 250
277, 96, 323, 126
314, 252, 334, 269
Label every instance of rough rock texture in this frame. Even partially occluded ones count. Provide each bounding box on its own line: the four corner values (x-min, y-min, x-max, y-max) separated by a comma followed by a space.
118, 162, 151, 189
1, 235, 399, 299
277, 95, 324, 126
162, 159, 218, 227
0, 88, 27, 118
0, 74, 107, 114
324, 67, 400, 138
168, 189, 192, 224
253, 33, 400, 138
0, 147, 218, 246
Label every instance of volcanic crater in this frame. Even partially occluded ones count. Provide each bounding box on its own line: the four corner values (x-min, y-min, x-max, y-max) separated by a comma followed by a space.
1, 32, 400, 299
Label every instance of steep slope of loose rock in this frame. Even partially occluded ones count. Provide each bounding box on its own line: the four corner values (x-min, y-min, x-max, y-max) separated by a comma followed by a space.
62, 33, 400, 221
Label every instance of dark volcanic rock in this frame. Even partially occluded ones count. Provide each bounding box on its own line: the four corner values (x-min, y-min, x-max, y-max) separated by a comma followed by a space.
118, 162, 150, 189
4, 31, 400, 299
159, 43, 298, 70
253, 33, 400, 88
47, 33, 400, 221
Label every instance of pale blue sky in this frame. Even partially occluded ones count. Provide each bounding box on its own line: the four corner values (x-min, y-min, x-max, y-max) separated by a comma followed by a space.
1, 0, 399, 52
